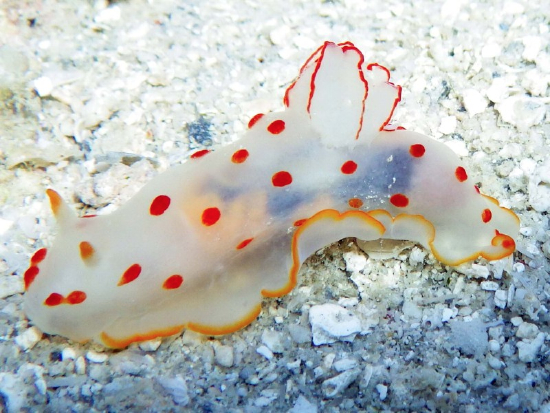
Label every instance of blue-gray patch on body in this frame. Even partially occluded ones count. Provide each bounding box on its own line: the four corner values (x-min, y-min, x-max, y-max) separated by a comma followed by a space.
332, 146, 415, 208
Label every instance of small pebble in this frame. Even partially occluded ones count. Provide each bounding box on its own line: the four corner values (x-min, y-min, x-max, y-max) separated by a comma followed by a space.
510, 317, 523, 327
75, 356, 86, 375
496, 95, 546, 131
288, 324, 312, 344
33, 76, 53, 97
503, 394, 520, 410
438, 115, 457, 134
517, 333, 545, 363
441, 308, 456, 323
309, 303, 361, 345
61, 348, 77, 361
214, 345, 234, 368
481, 281, 499, 291
466, 264, 490, 279
138, 338, 162, 352
94, 5, 121, 23
157, 375, 189, 406
516, 322, 539, 339
286, 359, 301, 374
343, 252, 367, 273
256, 345, 274, 360
487, 355, 505, 370
321, 368, 360, 398
462, 89, 487, 116
86, 350, 108, 363
333, 358, 358, 372
261, 330, 285, 353
494, 289, 507, 309
14, 327, 42, 350
489, 339, 501, 353
376, 384, 388, 400
289, 395, 317, 413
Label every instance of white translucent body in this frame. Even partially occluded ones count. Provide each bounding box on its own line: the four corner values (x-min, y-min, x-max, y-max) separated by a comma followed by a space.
24, 42, 519, 348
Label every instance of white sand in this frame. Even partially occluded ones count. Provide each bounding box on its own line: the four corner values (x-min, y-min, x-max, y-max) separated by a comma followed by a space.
0, 0, 548, 411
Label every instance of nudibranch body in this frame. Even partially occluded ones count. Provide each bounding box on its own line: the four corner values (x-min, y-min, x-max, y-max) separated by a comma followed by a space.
23, 42, 519, 348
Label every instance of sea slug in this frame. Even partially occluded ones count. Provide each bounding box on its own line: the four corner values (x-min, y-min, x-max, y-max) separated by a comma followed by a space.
23, 41, 519, 348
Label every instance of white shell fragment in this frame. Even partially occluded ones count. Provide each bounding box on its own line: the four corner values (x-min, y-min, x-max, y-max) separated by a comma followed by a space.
309, 303, 362, 345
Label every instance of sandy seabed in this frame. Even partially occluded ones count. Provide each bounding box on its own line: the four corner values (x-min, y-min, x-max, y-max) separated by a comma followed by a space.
0, 0, 549, 411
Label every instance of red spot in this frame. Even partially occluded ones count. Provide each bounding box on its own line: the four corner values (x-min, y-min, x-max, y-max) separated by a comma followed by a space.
231, 149, 249, 164
190, 149, 211, 159
474, 185, 480, 194
502, 238, 514, 249
494, 230, 516, 250
348, 198, 364, 208
236, 238, 254, 250
482, 208, 492, 223
44, 293, 64, 306
163, 275, 183, 290
67, 291, 87, 304
272, 171, 292, 187
82, 215, 97, 218
293, 218, 307, 227
455, 166, 468, 182
499, 233, 515, 249
79, 241, 94, 261
118, 264, 142, 286
390, 194, 409, 208
341, 160, 358, 175
202, 207, 221, 226
150, 195, 171, 216
44, 291, 87, 306
397, 126, 406, 130
248, 113, 264, 128
409, 144, 425, 158
31, 248, 47, 265
24, 266, 39, 290
267, 120, 285, 134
